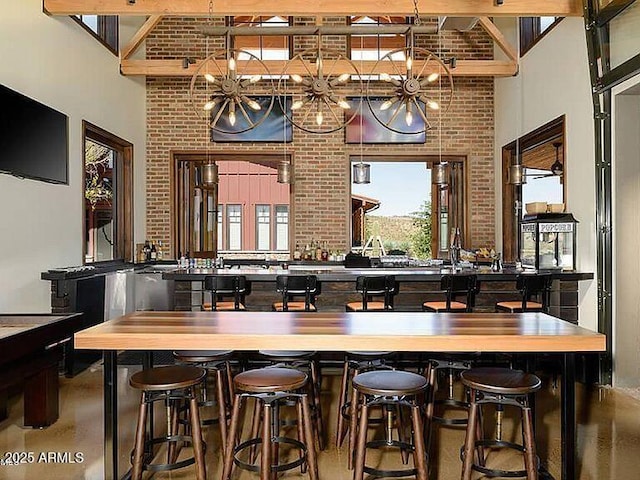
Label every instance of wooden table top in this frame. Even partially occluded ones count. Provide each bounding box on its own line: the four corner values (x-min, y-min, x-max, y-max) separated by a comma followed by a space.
74, 311, 605, 353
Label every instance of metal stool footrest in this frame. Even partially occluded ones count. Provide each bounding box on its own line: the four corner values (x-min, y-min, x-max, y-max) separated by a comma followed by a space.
233, 436, 307, 473
432, 397, 470, 426
460, 438, 539, 478
363, 439, 418, 478
131, 434, 207, 473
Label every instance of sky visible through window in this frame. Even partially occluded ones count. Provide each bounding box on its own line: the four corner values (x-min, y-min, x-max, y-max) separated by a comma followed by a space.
352, 162, 431, 217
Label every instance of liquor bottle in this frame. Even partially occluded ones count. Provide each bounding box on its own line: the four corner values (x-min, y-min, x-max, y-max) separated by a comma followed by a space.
293, 242, 301, 261
150, 242, 157, 261
321, 241, 329, 261
315, 241, 323, 261
157, 241, 163, 260
304, 244, 311, 261
143, 240, 151, 262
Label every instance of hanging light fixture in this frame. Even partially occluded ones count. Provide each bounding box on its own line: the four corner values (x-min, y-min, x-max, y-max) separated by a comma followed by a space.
550, 142, 563, 176
201, 162, 218, 188
353, 162, 370, 184
509, 162, 526, 185
277, 40, 363, 134
431, 162, 448, 185
277, 160, 292, 184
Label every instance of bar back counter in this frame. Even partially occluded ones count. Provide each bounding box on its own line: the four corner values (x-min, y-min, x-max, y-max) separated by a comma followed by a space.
163, 265, 593, 324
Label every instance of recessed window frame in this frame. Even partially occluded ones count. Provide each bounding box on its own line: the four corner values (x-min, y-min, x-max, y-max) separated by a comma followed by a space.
255, 204, 271, 251
72, 15, 119, 55
519, 17, 564, 57
82, 121, 133, 263
274, 204, 290, 252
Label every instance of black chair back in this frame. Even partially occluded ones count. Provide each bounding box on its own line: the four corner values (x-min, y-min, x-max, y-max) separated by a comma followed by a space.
515, 274, 552, 312
204, 275, 247, 310
440, 274, 478, 312
355, 275, 397, 310
276, 275, 319, 311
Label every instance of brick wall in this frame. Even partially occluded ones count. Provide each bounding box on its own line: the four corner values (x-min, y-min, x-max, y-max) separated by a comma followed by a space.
145, 17, 495, 257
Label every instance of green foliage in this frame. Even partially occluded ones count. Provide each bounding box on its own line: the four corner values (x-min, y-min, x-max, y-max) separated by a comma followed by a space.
410, 201, 432, 259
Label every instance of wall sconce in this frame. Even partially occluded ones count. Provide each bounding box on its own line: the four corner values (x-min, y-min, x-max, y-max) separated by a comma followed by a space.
353, 162, 371, 184
201, 163, 218, 187
277, 160, 292, 184
431, 162, 448, 185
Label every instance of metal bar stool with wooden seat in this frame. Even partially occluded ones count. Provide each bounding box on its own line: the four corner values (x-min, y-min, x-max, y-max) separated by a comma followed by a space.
129, 365, 207, 480
173, 350, 235, 454
272, 274, 319, 312
346, 275, 397, 312
421, 274, 478, 462
422, 274, 478, 313
202, 275, 248, 311
460, 367, 542, 480
350, 370, 429, 480
496, 274, 552, 313
222, 367, 319, 480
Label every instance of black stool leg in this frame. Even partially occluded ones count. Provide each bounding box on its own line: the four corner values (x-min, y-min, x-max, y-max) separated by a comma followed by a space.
131, 392, 148, 480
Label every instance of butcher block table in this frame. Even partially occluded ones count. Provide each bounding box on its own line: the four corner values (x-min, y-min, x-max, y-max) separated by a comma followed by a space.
75, 311, 605, 480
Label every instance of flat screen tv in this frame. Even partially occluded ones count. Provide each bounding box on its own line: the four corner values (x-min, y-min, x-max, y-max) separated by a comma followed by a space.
0, 84, 69, 184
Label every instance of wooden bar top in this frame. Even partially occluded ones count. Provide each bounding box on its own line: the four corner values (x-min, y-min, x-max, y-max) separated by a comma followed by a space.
74, 311, 605, 353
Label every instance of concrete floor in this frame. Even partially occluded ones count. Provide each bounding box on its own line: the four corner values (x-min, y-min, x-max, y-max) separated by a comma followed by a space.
1, 363, 640, 480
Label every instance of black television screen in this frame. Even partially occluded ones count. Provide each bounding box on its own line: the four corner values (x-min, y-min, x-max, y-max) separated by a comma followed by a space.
0, 84, 69, 184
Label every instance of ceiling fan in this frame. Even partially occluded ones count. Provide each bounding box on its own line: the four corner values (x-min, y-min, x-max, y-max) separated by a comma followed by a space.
529, 142, 563, 179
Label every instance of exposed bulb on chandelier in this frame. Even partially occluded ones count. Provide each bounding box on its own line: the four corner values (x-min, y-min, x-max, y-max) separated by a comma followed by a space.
336, 73, 350, 83
315, 110, 323, 126
427, 100, 440, 110
405, 110, 413, 126
249, 75, 261, 84
291, 100, 304, 110
427, 72, 439, 82
247, 99, 261, 111
228, 110, 236, 126
380, 99, 393, 111
406, 56, 413, 71
204, 73, 216, 83
203, 98, 217, 111
337, 99, 350, 109
380, 72, 392, 82
291, 74, 303, 83
228, 56, 236, 72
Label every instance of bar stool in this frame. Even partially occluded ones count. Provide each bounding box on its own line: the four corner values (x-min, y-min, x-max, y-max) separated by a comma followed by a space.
460, 367, 542, 480
422, 274, 478, 312
202, 275, 248, 311
129, 365, 207, 480
346, 275, 397, 311
173, 350, 234, 453
272, 275, 319, 312
496, 274, 552, 313
350, 370, 428, 480
222, 367, 319, 480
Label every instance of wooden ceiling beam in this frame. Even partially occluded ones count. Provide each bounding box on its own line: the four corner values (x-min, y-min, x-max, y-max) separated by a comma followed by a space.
121, 58, 517, 77
44, 0, 583, 17
477, 17, 518, 63
120, 14, 163, 60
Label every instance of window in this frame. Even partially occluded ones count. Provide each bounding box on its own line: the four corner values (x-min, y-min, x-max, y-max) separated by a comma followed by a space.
73, 15, 119, 54
231, 16, 291, 62
83, 122, 133, 263
519, 17, 563, 56
275, 205, 289, 251
256, 205, 271, 250
217, 205, 224, 251
227, 205, 242, 250
349, 16, 408, 63
350, 157, 466, 260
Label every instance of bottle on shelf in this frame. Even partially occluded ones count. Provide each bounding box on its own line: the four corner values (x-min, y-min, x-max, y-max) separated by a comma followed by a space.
157, 241, 163, 260
321, 241, 329, 261
450, 227, 462, 269
293, 242, 302, 261
315, 241, 323, 261
143, 240, 151, 262
304, 244, 311, 261
150, 242, 157, 261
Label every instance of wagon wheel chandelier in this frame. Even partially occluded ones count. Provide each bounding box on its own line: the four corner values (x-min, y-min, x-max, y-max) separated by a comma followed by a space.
277, 42, 364, 134
366, 45, 453, 135
189, 48, 275, 134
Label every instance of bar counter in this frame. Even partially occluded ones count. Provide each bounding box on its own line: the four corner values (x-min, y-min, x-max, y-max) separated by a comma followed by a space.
163, 266, 594, 322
